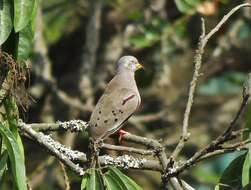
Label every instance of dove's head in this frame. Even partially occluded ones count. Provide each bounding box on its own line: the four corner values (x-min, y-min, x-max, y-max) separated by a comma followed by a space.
117, 56, 143, 73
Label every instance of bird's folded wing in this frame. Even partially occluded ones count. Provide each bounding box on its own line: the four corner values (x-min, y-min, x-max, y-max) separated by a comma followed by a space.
89, 88, 140, 139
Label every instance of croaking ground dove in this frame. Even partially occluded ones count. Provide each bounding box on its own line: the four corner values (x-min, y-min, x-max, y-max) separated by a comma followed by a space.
88, 56, 143, 141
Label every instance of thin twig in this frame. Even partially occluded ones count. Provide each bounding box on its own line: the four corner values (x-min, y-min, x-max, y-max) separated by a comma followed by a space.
171, 3, 251, 160
170, 18, 206, 161
59, 161, 71, 190
101, 143, 153, 155
165, 92, 250, 178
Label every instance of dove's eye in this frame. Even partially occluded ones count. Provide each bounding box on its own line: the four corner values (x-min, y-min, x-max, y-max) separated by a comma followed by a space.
128, 61, 136, 70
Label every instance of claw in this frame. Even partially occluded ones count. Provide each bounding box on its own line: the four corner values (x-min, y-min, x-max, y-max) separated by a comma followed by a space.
118, 129, 129, 144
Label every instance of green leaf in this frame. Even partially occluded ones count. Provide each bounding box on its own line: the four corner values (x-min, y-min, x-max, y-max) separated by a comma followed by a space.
16, 22, 34, 60
0, 150, 8, 180
30, 0, 39, 32
242, 152, 250, 187
81, 175, 88, 190
184, 0, 201, 6
16, 133, 25, 163
14, 0, 35, 32
243, 103, 251, 140
0, 0, 13, 45
86, 168, 104, 190
242, 146, 251, 187
108, 167, 142, 190
4, 97, 26, 178
175, 0, 195, 14
104, 174, 123, 190
175, 0, 203, 14
0, 123, 27, 190
218, 154, 246, 190
214, 184, 219, 190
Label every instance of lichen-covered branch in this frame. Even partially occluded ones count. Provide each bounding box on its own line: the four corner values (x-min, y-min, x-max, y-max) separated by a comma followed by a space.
18, 121, 86, 176
26, 120, 88, 133
18, 120, 162, 173
99, 155, 161, 171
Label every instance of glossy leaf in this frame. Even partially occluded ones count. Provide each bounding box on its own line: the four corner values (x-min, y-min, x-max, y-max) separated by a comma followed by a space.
81, 175, 88, 190
14, 0, 35, 32
218, 154, 245, 190
3, 97, 25, 162
16, 0, 39, 60
0, 0, 13, 45
242, 152, 250, 187
14, 0, 37, 60
245, 104, 251, 133
86, 168, 104, 190
108, 167, 142, 190
0, 123, 27, 190
0, 150, 8, 180
104, 173, 123, 190
242, 146, 251, 187
30, 0, 39, 32
16, 22, 33, 60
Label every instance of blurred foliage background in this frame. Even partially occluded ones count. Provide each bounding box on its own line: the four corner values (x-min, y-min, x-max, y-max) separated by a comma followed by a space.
2, 0, 251, 189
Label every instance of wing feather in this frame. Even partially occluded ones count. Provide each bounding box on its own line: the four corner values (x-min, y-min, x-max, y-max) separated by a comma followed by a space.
89, 88, 139, 139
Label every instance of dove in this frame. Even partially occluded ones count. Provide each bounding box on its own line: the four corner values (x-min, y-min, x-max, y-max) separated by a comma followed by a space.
88, 55, 143, 141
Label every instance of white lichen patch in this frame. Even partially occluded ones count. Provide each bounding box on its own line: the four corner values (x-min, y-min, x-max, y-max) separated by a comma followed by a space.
57, 120, 88, 132
102, 154, 146, 169
40, 133, 86, 161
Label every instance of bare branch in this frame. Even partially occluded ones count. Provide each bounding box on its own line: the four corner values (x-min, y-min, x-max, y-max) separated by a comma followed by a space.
165, 91, 250, 178
59, 162, 70, 190
171, 2, 251, 160
120, 133, 179, 189
101, 143, 153, 155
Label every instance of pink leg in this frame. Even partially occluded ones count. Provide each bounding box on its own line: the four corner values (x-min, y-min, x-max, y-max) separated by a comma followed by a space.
118, 129, 129, 144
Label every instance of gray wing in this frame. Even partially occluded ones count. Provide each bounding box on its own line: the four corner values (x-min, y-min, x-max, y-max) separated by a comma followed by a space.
89, 88, 140, 140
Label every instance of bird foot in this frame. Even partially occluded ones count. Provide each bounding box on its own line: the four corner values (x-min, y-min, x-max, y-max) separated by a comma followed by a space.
118, 129, 129, 144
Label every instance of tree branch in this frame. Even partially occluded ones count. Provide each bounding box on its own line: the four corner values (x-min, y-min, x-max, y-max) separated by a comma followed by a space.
171, 2, 251, 161
165, 89, 250, 178
18, 121, 86, 176
28, 120, 88, 132
18, 121, 162, 173
101, 143, 154, 155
